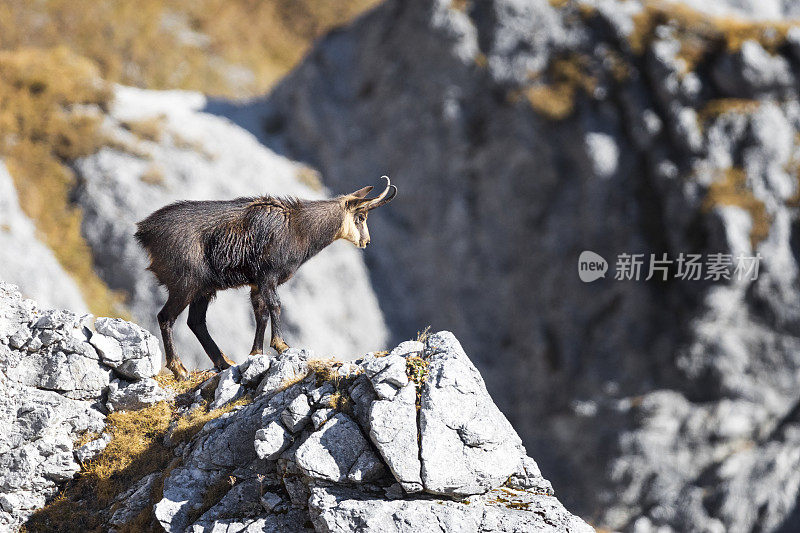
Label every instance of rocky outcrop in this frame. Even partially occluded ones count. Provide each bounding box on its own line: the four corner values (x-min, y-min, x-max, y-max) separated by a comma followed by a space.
1, 282, 587, 531
68, 85, 388, 369
0, 282, 163, 530
209, 0, 800, 530
0, 163, 88, 313
153, 330, 587, 532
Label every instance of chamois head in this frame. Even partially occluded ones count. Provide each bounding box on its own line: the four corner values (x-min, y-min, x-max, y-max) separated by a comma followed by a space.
337, 176, 397, 248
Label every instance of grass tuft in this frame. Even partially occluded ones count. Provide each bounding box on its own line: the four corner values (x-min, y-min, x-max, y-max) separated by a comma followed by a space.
406, 355, 430, 408
326, 390, 354, 415
307, 358, 342, 386
73, 431, 100, 450
415, 326, 431, 344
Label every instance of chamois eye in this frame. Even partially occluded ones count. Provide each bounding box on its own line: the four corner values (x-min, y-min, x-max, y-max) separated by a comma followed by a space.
356, 214, 365, 223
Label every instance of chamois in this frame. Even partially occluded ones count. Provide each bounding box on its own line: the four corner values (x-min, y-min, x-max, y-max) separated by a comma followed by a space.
135, 176, 397, 379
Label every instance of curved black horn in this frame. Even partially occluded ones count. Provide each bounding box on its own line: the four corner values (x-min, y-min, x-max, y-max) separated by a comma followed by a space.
365, 176, 397, 210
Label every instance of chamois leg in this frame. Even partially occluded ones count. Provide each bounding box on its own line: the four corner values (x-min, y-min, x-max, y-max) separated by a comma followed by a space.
266, 286, 289, 354
188, 293, 235, 370
249, 286, 268, 356
158, 293, 190, 380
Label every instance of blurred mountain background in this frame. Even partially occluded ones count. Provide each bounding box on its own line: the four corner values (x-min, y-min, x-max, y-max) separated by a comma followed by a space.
4, 0, 800, 531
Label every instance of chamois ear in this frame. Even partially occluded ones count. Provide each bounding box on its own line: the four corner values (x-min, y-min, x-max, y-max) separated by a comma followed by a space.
348, 186, 373, 199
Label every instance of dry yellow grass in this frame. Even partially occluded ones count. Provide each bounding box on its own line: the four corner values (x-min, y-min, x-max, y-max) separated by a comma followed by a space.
308, 358, 342, 385
703, 167, 771, 248
24, 402, 173, 532
178, 0, 379, 95
73, 431, 100, 450
154, 368, 216, 393
416, 325, 432, 344
0, 0, 378, 97
326, 390, 355, 414
0, 47, 127, 318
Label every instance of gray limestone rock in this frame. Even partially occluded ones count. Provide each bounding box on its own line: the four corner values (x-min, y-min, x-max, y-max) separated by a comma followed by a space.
419, 332, 525, 496
308, 485, 594, 533
0, 283, 166, 530
106, 377, 173, 412
281, 393, 313, 433
295, 413, 372, 483
368, 382, 422, 493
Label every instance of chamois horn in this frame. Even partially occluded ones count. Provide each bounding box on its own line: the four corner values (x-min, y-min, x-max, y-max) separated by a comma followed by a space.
364, 176, 397, 210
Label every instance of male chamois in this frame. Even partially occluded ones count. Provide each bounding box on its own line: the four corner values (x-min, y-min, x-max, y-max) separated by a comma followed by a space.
135, 176, 397, 379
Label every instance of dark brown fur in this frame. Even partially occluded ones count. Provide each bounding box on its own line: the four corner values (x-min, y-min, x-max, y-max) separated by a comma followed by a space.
135, 183, 394, 379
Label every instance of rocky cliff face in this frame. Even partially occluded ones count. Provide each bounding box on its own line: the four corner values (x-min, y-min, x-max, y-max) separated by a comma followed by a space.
206, 0, 800, 530
0, 282, 164, 530
0, 284, 588, 532
13, 84, 387, 370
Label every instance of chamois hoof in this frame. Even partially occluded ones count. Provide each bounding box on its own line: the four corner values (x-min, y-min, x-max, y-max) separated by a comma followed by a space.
272, 339, 290, 354
220, 353, 236, 368
168, 361, 189, 381
248, 349, 263, 357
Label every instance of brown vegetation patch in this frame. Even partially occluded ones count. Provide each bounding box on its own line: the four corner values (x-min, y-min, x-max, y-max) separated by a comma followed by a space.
308, 358, 342, 386
522, 54, 597, 121
415, 325, 431, 344
0, 47, 127, 318
0, 0, 379, 97
703, 167, 771, 248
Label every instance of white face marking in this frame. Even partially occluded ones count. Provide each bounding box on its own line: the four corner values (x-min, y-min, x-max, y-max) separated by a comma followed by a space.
337, 210, 370, 248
